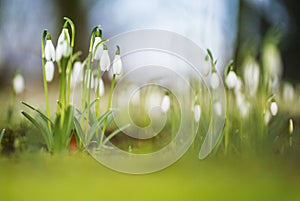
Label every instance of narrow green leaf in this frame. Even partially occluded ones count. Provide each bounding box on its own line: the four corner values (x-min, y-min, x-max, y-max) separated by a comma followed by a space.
73, 117, 85, 145
0, 129, 5, 144
103, 124, 130, 145
87, 110, 112, 142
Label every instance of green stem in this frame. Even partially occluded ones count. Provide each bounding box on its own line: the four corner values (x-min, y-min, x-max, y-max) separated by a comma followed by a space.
41, 30, 51, 132
99, 74, 116, 147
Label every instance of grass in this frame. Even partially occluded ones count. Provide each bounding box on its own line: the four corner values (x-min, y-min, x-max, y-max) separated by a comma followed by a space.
1, 150, 300, 201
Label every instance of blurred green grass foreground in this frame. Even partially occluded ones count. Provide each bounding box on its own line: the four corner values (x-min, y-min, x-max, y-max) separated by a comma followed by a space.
1, 151, 300, 201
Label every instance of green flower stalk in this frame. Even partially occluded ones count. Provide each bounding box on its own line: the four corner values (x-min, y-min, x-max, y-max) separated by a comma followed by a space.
99, 45, 122, 147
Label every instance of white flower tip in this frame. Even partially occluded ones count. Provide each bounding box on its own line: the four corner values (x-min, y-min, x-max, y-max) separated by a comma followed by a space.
270, 102, 278, 116
112, 55, 122, 75
210, 73, 220, 89
225, 71, 237, 89
194, 105, 201, 122
214, 102, 222, 116
45, 61, 55, 82
13, 74, 25, 94
161, 95, 170, 112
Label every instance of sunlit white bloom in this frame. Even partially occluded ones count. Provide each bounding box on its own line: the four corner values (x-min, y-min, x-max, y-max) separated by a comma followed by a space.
264, 110, 271, 125
201, 58, 211, 76
194, 104, 201, 122
225, 70, 237, 89
94, 77, 105, 97
270, 101, 278, 116
283, 82, 294, 102
13, 73, 25, 94
92, 36, 103, 60
71, 61, 83, 86
263, 43, 283, 81
243, 58, 260, 97
213, 101, 222, 116
112, 54, 122, 75
56, 28, 71, 61
45, 40, 55, 61
45, 61, 55, 82
210, 72, 220, 89
161, 94, 170, 112
100, 48, 111, 71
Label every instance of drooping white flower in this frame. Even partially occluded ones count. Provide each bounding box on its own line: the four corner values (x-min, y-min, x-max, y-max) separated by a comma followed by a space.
225, 70, 237, 89
45, 61, 55, 82
56, 28, 71, 61
201, 56, 211, 76
112, 46, 122, 75
264, 110, 271, 125
94, 77, 105, 97
161, 94, 170, 112
45, 39, 55, 61
213, 101, 222, 116
92, 36, 103, 60
210, 72, 220, 89
194, 104, 201, 122
100, 45, 111, 71
13, 73, 25, 94
243, 58, 260, 97
71, 61, 83, 86
270, 101, 278, 116
283, 82, 294, 102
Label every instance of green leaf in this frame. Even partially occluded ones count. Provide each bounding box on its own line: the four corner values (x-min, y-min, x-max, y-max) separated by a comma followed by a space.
21, 111, 52, 151
87, 110, 112, 142
73, 117, 85, 145
103, 124, 130, 145
0, 129, 5, 144
21, 101, 54, 127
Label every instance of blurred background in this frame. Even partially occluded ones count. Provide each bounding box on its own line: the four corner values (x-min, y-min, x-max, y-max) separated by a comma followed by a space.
0, 0, 299, 89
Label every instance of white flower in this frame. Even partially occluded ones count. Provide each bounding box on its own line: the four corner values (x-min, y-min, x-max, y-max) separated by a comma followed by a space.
45, 61, 55, 82
45, 40, 55, 61
210, 72, 220, 89
94, 77, 105, 97
213, 101, 222, 116
239, 101, 250, 118
243, 58, 260, 97
112, 54, 122, 75
283, 82, 294, 102
225, 70, 237, 89
92, 36, 103, 60
13, 73, 25, 94
56, 28, 71, 61
201, 58, 211, 76
100, 49, 111, 71
264, 110, 271, 125
194, 104, 201, 122
161, 94, 170, 112
71, 61, 83, 86
270, 101, 278, 116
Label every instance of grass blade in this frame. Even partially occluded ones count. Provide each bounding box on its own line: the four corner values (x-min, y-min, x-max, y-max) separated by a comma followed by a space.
103, 124, 130, 145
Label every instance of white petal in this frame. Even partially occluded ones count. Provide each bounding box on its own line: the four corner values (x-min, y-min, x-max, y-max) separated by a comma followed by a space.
214, 101, 222, 116
92, 37, 103, 60
100, 50, 111, 71
45, 61, 55, 82
194, 105, 201, 122
45, 40, 55, 61
56, 44, 63, 61
270, 102, 278, 116
210, 73, 220, 89
99, 77, 105, 97
13, 74, 25, 94
112, 55, 122, 75
243, 59, 260, 97
283, 82, 294, 102
201, 60, 211, 76
161, 95, 170, 112
225, 71, 237, 89
71, 61, 82, 86
264, 111, 271, 125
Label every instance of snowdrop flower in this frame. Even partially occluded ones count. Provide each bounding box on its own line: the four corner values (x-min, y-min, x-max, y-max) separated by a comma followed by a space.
92, 36, 103, 60
45, 61, 55, 82
194, 104, 201, 122
112, 46, 122, 75
262, 43, 283, 82
201, 55, 211, 76
283, 82, 294, 102
243, 58, 260, 97
225, 70, 237, 89
210, 72, 220, 89
56, 28, 71, 61
13, 73, 25, 94
213, 101, 222, 116
100, 44, 111, 71
270, 101, 278, 116
161, 94, 170, 112
71, 61, 83, 86
94, 77, 105, 97
45, 39, 55, 61
264, 110, 271, 125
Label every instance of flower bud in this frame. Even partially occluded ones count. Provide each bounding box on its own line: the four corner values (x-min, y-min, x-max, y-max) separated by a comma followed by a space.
45, 61, 55, 82
13, 73, 25, 94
